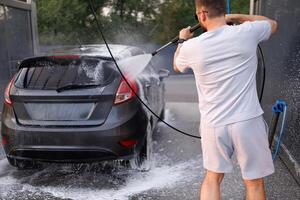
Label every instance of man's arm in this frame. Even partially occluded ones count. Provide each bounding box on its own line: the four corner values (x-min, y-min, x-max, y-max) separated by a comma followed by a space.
225, 14, 278, 35
173, 45, 183, 73
173, 26, 194, 73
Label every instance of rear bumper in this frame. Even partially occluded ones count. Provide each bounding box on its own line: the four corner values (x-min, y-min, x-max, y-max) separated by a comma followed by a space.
7, 148, 118, 163
1, 101, 148, 162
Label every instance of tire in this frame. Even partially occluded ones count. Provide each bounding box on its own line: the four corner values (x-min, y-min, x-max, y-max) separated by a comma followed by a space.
130, 122, 153, 171
7, 157, 40, 170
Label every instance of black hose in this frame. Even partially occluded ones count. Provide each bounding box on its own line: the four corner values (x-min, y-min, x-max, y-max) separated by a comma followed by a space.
88, 0, 266, 140
258, 45, 266, 103
88, 0, 202, 139
269, 112, 280, 148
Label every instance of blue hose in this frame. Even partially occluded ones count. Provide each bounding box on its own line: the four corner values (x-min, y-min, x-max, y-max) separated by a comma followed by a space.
227, 0, 231, 14
271, 100, 288, 160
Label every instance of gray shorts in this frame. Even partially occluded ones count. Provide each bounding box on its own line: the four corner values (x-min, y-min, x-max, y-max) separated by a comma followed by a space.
200, 115, 275, 180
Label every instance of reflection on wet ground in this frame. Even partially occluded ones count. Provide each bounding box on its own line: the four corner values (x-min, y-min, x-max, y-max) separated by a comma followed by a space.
0, 108, 203, 200
0, 102, 299, 200
0, 151, 201, 200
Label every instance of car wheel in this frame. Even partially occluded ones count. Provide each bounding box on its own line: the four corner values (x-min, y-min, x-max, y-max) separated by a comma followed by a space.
7, 157, 40, 170
130, 122, 153, 171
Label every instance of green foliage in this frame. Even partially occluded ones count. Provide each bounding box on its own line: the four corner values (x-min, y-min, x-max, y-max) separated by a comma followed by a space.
151, 0, 250, 43
98, 0, 161, 44
37, 0, 249, 45
37, 0, 107, 45
152, 0, 197, 43
230, 0, 250, 14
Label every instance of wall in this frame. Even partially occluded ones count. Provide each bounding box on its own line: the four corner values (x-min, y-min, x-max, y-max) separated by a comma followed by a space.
258, 0, 300, 183
0, 0, 38, 83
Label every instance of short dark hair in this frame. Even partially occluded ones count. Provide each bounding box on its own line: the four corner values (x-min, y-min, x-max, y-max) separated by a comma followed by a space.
195, 0, 226, 18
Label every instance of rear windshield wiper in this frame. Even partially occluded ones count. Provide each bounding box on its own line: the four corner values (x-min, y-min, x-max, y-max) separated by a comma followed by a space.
56, 83, 102, 93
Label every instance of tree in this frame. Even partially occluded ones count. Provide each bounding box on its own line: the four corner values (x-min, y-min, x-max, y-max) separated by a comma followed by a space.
36, 0, 249, 45
231, 0, 250, 14
152, 0, 197, 43
152, 0, 250, 43
102, 0, 161, 44
37, 0, 108, 45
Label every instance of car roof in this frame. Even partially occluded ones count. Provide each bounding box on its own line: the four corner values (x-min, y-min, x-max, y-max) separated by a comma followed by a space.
19, 44, 147, 70
39, 44, 146, 60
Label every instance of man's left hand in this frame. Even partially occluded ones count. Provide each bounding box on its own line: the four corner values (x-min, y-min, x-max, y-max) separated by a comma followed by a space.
179, 26, 194, 40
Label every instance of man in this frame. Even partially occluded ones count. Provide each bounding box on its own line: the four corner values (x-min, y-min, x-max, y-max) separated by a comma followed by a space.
173, 0, 278, 200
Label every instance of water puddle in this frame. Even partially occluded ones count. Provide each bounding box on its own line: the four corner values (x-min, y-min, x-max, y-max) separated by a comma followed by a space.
0, 155, 200, 200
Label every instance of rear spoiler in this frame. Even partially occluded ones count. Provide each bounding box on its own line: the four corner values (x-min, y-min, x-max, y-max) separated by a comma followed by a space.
19, 55, 114, 69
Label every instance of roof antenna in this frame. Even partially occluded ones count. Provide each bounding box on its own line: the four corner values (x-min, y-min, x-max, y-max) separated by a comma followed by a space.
76, 34, 85, 51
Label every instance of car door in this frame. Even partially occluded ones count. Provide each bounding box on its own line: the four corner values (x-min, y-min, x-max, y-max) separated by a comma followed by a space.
148, 61, 162, 119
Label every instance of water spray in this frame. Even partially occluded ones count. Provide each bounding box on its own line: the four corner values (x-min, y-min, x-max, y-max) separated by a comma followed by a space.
88, 0, 267, 140
88, 0, 202, 139
118, 24, 201, 80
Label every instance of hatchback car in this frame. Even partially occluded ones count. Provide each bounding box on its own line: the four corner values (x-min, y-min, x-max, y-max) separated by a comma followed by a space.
1, 44, 169, 170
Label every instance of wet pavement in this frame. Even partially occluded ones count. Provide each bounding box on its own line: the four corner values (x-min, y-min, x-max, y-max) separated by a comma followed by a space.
0, 76, 299, 200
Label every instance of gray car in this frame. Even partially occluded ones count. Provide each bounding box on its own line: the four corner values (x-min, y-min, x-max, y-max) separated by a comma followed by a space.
1, 44, 169, 170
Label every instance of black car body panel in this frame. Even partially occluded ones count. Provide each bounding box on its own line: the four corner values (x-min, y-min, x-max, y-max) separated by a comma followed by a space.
1, 44, 166, 164
2, 99, 147, 162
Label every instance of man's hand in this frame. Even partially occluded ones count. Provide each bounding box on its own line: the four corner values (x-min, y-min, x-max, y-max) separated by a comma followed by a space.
173, 26, 194, 73
225, 14, 235, 24
179, 26, 194, 40
225, 14, 278, 35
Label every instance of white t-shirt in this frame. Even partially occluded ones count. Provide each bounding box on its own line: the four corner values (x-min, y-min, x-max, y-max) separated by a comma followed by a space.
176, 21, 272, 127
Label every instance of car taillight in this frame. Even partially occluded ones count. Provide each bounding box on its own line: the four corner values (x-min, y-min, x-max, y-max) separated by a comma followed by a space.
2, 136, 7, 146
4, 76, 15, 106
114, 78, 138, 105
119, 139, 138, 149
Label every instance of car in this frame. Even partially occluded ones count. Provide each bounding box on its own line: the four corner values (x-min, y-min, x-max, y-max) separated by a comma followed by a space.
1, 44, 169, 170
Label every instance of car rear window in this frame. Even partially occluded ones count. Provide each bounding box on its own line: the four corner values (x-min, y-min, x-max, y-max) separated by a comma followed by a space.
15, 57, 117, 90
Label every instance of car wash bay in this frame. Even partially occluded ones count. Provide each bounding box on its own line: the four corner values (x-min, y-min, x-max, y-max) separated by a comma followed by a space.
0, 76, 299, 200
0, 0, 300, 200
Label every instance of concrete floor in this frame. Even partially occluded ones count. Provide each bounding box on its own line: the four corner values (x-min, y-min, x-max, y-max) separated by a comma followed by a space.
0, 75, 299, 200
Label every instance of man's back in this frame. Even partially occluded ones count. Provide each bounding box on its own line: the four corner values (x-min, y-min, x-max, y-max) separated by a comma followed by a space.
173, 0, 278, 197
173, 1, 277, 198
176, 21, 272, 127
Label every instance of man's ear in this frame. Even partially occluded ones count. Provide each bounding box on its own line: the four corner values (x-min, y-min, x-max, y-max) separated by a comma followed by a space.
200, 12, 206, 22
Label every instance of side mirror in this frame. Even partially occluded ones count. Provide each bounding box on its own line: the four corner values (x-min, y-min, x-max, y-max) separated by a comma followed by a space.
159, 69, 170, 80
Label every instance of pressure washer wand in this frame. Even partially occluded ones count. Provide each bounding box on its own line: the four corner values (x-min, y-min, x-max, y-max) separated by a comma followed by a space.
151, 24, 201, 56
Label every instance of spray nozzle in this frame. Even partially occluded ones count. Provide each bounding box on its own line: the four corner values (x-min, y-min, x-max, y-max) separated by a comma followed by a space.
151, 24, 201, 56
170, 24, 201, 44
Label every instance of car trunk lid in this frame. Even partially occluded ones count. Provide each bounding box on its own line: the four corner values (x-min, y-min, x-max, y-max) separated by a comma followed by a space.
11, 56, 120, 127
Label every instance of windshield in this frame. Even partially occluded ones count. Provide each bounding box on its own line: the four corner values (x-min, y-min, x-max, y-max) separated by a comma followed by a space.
15, 58, 116, 90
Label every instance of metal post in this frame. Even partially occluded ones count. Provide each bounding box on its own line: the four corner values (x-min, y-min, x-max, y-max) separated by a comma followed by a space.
250, 0, 255, 15
31, 0, 39, 55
